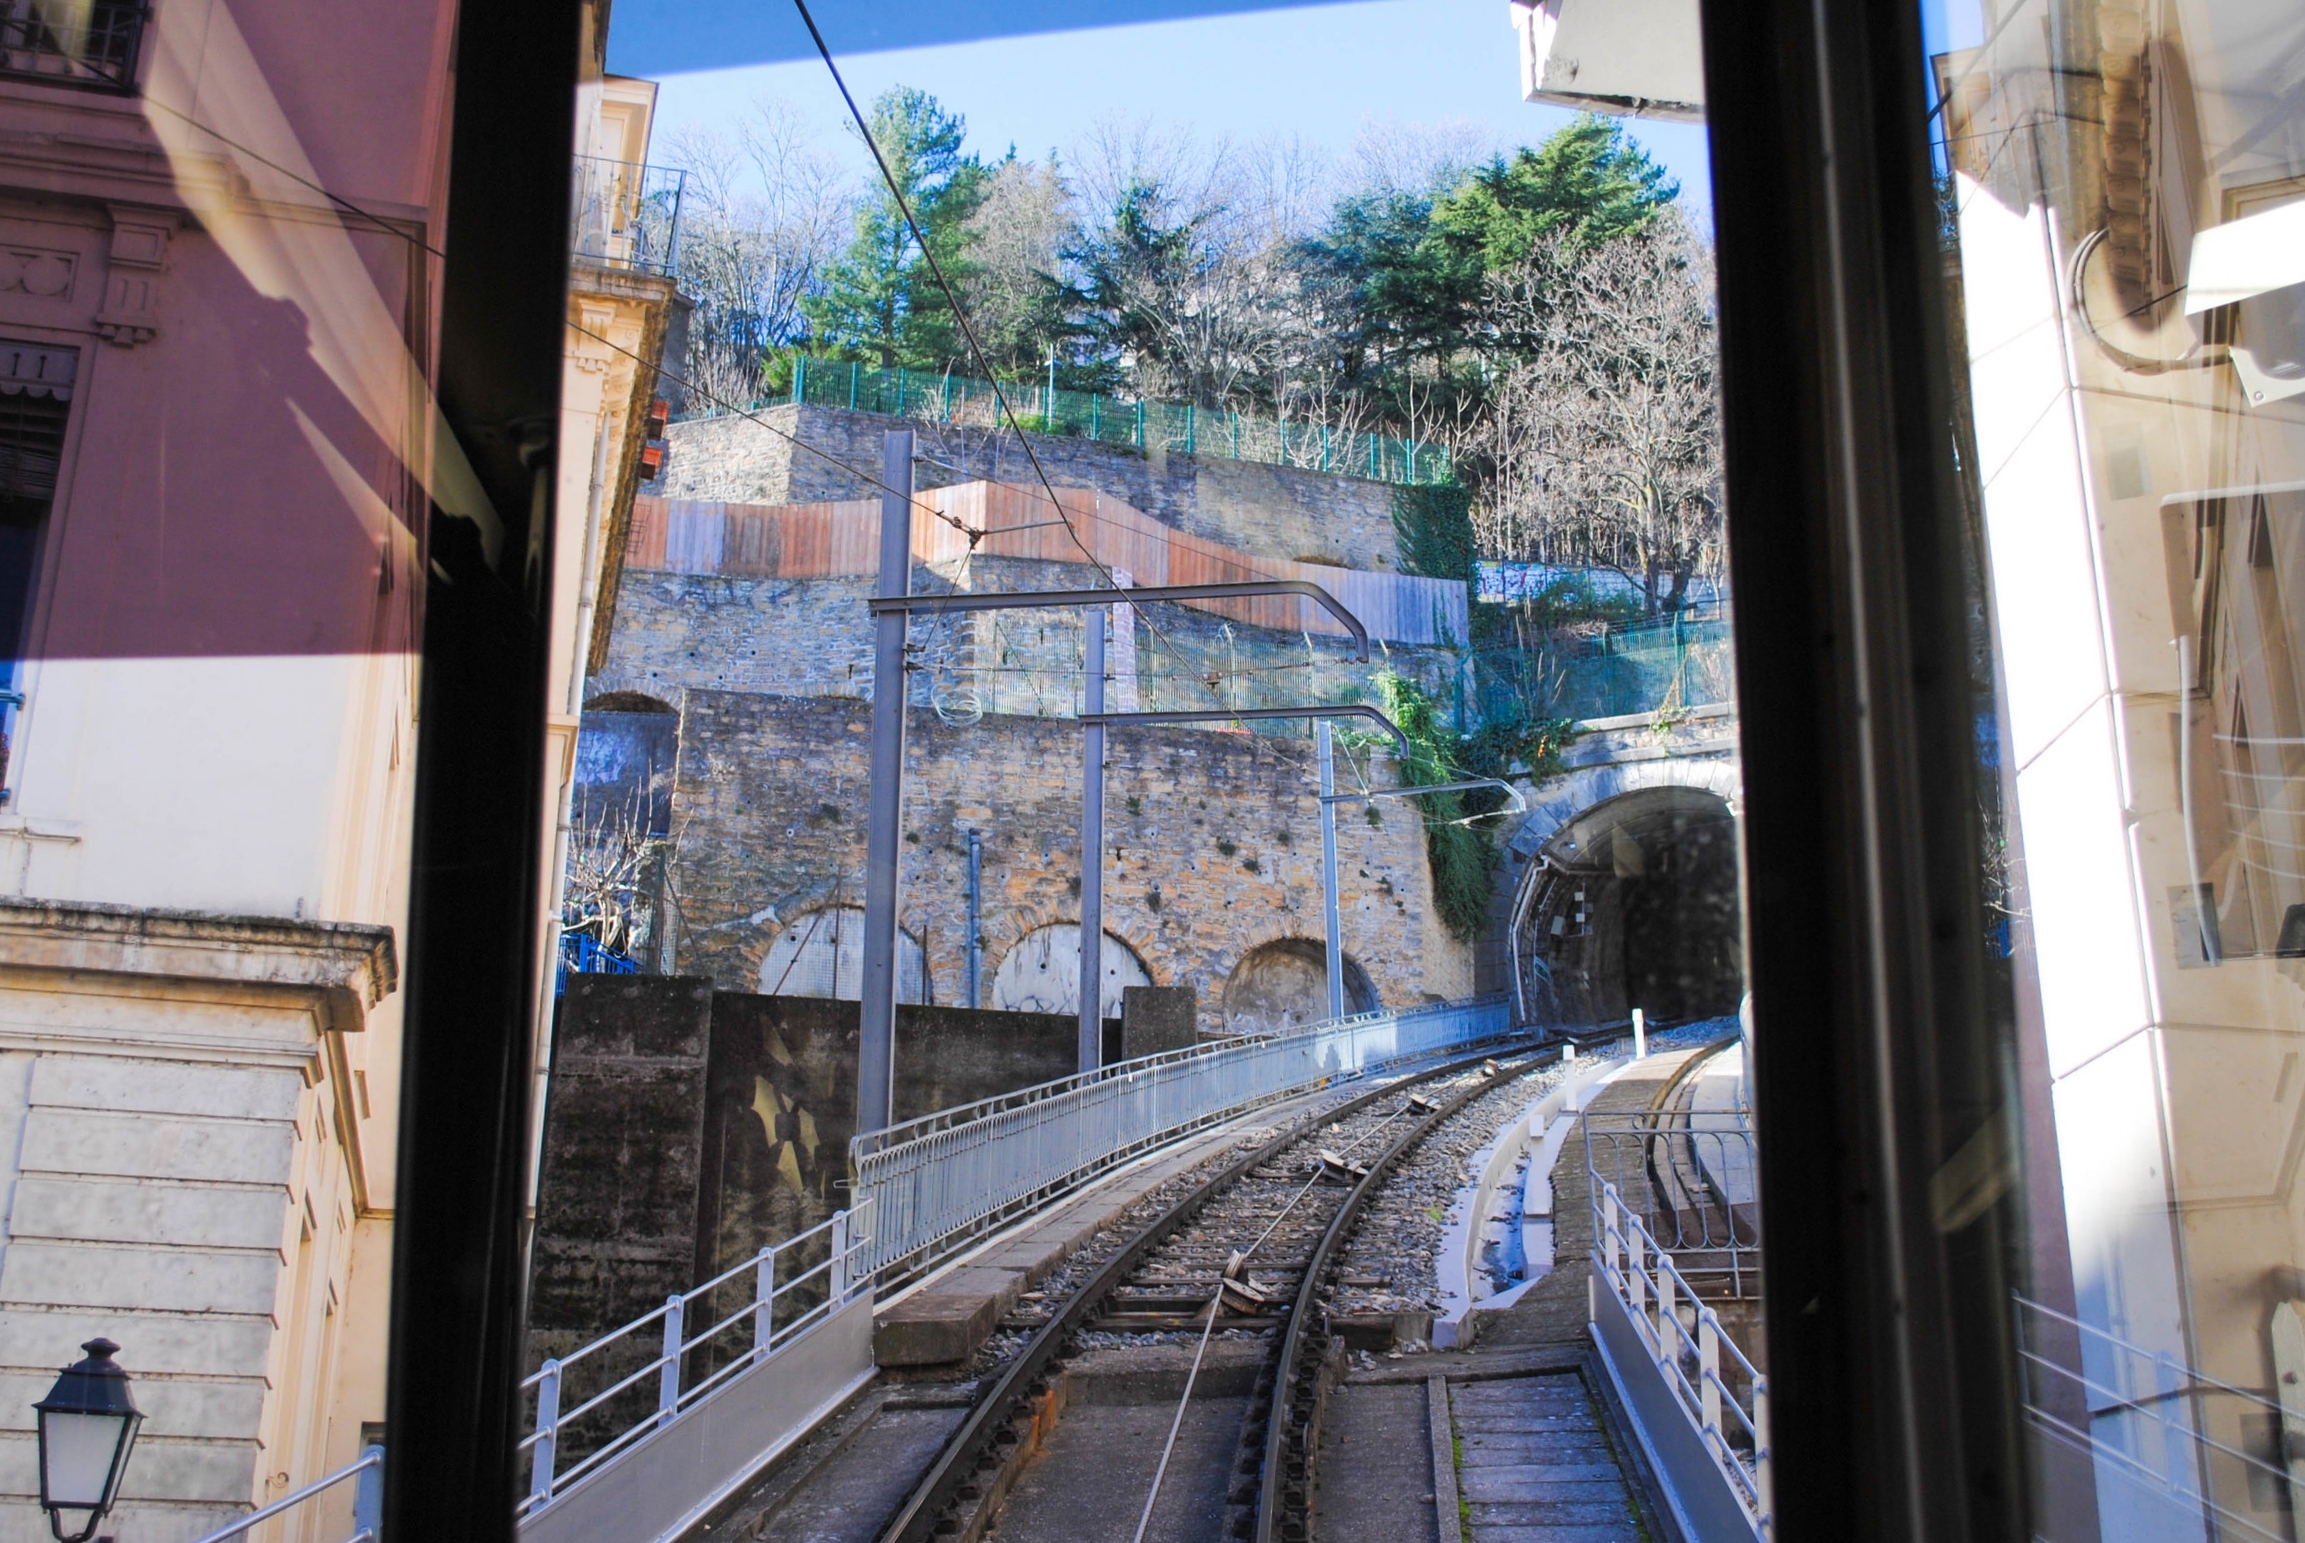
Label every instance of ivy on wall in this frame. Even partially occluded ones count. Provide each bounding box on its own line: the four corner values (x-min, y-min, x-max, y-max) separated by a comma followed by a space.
1371, 669, 1578, 945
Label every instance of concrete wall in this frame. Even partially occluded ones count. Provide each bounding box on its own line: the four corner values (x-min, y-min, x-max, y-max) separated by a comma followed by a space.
694, 993, 1089, 1287
0, 903, 394, 1543
529, 980, 1100, 1370
662, 692, 1472, 1032
656, 404, 1409, 574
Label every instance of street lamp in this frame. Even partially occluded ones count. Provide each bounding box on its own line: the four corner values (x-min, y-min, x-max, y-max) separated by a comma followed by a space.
33, 1338, 142, 1543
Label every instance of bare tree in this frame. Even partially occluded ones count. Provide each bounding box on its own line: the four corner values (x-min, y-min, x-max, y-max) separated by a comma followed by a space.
1472, 209, 1723, 615
563, 781, 677, 963
666, 101, 850, 406
958, 158, 1078, 375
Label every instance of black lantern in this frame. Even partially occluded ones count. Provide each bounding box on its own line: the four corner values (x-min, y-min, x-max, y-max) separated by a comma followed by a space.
33, 1339, 142, 1543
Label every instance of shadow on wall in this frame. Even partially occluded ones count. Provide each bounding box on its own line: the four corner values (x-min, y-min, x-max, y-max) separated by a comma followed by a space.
527, 978, 1099, 1377
1222, 937, 1375, 1033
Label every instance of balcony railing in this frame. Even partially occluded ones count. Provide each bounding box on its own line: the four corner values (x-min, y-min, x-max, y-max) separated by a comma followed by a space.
0, 0, 145, 92
570, 155, 685, 279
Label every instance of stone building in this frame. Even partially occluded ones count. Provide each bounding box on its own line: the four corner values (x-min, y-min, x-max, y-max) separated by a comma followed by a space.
0, 1, 668, 1534
576, 406, 1479, 1032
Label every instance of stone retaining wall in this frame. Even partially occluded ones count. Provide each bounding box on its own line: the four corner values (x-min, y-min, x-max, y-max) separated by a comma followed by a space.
664, 692, 1473, 1031
655, 404, 1407, 574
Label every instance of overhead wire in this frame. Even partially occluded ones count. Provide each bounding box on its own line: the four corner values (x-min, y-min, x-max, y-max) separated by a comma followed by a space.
787, 0, 1327, 768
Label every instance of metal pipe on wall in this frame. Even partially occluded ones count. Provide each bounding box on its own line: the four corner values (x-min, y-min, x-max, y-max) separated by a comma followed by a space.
858, 428, 913, 1135
1319, 720, 1344, 1022
966, 829, 983, 1009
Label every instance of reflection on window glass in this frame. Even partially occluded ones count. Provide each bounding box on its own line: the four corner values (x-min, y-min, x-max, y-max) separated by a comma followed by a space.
521, 7, 1759, 1541
1932, 0, 2305, 1533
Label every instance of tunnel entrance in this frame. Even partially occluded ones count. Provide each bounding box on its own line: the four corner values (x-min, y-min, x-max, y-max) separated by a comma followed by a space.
1514, 786, 1744, 1030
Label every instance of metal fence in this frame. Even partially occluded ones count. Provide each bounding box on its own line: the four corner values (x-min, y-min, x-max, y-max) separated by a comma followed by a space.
518, 1204, 873, 1516
1584, 1110, 1761, 1300
851, 997, 1512, 1279
2014, 1294, 2298, 1542
686, 356, 1454, 488
570, 155, 685, 277
1593, 1178, 1771, 1535
1465, 607, 1736, 730
189, 1445, 382, 1543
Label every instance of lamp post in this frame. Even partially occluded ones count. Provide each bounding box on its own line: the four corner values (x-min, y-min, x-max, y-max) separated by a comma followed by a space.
33, 1339, 142, 1543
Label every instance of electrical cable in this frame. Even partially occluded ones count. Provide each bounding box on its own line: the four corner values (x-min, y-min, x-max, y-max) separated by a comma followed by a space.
789, 0, 1286, 746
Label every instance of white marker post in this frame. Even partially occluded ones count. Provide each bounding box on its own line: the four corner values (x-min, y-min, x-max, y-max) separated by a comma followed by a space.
1632, 1007, 1648, 1060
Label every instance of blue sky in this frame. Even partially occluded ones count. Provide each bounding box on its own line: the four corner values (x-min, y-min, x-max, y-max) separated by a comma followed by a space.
635, 0, 1715, 221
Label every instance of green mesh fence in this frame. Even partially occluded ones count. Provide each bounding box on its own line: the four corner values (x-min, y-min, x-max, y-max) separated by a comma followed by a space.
702, 356, 1453, 488
1464, 609, 1735, 728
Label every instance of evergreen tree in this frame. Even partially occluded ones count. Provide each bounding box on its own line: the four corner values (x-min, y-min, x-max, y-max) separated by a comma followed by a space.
1431, 115, 1678, 271
804, 86, 985, 369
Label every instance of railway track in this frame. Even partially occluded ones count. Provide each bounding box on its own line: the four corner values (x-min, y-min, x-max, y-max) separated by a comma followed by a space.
867, 1041, 1559, 1543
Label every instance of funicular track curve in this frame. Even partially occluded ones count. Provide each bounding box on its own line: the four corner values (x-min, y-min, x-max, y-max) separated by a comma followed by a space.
874, 1040, 1556, 1543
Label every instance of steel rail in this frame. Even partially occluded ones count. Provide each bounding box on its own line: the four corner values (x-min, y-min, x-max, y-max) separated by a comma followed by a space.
1253, 1053, 1552, 1543
875, 1038, 1541, 1543
867, 579, 1373, 662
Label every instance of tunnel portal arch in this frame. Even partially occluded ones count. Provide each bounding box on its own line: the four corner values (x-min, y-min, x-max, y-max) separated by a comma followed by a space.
1510, 785, 1743, 1031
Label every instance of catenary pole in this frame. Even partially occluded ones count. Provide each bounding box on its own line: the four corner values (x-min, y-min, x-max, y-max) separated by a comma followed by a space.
1077, 608, 1107, 1072
858, 428, 913, 1133
966, 829, 983, 1010
1319, 720, 1345, 1022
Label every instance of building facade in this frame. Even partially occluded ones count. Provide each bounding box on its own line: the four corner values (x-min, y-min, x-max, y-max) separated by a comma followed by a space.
0, 1, 669, 1535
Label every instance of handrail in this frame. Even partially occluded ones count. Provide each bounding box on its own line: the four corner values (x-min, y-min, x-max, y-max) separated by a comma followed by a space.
1592, 1178, 1772, 1535
190, 1445, 382, 1543
852, 997, 1512, 1279
2013, 1294, 2294, 1541
518, 1202, 874, 1514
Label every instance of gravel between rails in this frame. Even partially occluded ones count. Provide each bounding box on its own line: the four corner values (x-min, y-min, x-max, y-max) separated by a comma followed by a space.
1332, 1018, 1743, 1320
959, 1057, 1505, 1378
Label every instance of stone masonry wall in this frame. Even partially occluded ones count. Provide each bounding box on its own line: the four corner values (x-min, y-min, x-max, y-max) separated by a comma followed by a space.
665, 692, 1473, 1031
654, 404, 1408, 574
590, 555, 1458, 724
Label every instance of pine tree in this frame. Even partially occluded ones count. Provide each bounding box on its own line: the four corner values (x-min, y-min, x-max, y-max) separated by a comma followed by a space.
803, 86, 985, 369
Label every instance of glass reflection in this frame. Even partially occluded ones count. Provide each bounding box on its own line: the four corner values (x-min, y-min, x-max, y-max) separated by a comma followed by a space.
1930, 0, 2305, 1534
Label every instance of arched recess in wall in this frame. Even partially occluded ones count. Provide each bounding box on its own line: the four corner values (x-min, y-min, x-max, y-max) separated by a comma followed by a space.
582, 691, 677, 715
757, 906, 928, 1003
1221, 938, 1376, 1034
1511, 785, 1743, 1030
989, 924, 1151, 1019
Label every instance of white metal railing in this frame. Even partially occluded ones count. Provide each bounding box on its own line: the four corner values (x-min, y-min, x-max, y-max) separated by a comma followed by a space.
517, 1201, 873, 1515
851, 997, 1511, 1279
190, 1444, 382, 1543
2014, 1294, 2294, 1541
1585, 1111, 1761, 1300
1594, 1179, 1772, 1535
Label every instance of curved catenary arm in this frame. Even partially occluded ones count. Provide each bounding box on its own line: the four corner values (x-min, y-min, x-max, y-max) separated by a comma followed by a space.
869, 579, 1372, 662
1079, 704, 1409, 755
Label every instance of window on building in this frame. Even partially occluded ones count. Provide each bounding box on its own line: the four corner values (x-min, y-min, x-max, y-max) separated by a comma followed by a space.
0, 344, 68, 796
0, 0, 146, 92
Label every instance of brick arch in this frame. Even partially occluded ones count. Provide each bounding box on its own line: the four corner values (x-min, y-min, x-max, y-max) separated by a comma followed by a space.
756, 904, 929, 1004
988, 923, 1153, 1019
582, 690, 676, 715
1221, 936, 1376, 1034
